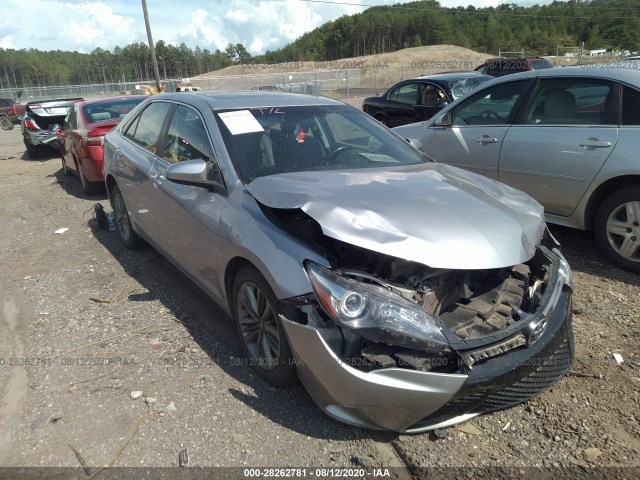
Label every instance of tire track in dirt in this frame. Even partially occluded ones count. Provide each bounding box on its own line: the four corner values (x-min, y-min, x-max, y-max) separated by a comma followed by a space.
0, 282, 28, 462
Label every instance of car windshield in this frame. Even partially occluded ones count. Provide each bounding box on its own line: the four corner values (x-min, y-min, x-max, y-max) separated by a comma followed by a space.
82, 98, 144, 123
448, 77, 492, 100
216, 105, 427, 182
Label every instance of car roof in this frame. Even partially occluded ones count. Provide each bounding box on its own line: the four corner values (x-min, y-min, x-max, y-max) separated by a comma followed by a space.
415, 72, 491, 81
156, 91, 345, 110
483, 57, 548, 62
79, 95, 147, 107
485, 64, 640, 86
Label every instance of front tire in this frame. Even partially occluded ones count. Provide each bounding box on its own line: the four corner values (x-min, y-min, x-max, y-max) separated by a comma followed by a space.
594, 186, 640, 273
232, 266, 297, 387
111, 184, 144, 249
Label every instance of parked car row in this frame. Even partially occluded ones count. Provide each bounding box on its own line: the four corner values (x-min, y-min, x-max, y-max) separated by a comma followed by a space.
394, 66, 640, 273
97, 91, 574, 433
58, 96, 146, 194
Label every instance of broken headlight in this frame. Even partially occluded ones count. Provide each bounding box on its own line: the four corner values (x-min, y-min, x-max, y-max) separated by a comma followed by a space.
305, 262, 449, 350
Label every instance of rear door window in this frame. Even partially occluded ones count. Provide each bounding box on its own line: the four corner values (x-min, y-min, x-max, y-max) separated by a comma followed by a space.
391, 83, 419, 105
523, 78, 616, 125
161, 106, 215, 163
622, 86, 640, 125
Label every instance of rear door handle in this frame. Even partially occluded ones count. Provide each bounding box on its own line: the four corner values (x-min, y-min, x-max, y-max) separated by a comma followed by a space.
476, 135, 498, 144
579, 139, 611, 149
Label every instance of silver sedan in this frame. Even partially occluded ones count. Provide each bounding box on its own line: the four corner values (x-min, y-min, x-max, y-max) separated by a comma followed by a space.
103, 91, 573, 432
394, 65, 640, 273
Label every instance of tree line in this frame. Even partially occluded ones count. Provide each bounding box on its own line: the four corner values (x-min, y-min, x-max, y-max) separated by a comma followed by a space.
257, 0, 640, 63
1, 0, 639, 90
0, 41, 250, 91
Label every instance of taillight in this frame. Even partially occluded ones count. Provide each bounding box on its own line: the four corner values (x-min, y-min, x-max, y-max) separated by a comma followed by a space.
23, 117, 38, 130
86, 129, 104, 146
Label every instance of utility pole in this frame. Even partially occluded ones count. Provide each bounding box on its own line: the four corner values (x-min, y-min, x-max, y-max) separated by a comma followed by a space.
141, 0, 162, 92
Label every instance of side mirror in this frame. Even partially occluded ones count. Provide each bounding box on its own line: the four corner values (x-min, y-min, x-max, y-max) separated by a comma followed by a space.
166, 159, 226, 194
435, 100, 449, 109
434, 112, 452, 127
405, 138, 422, 150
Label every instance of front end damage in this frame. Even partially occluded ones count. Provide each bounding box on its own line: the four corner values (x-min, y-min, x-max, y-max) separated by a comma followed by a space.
276, 221, 573, 433
247, 165, 573, 432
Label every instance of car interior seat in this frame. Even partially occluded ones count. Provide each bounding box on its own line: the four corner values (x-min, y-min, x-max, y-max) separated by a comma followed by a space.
271, 117, 324, 172
540, 90, 576, 124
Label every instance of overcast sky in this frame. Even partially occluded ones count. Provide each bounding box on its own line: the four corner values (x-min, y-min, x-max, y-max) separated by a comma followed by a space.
0, 0, 551, 55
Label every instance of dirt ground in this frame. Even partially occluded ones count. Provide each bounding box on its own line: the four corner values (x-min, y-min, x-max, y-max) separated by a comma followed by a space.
0, 122, 638, 479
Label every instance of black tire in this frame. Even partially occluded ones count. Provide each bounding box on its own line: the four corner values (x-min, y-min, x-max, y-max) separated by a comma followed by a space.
0, 115, 12, 131
111, 184, 144, 249
232, 266, 297, 387
594, 186, 640, 273
61, 157, 71, 176
76, 158, 101, 195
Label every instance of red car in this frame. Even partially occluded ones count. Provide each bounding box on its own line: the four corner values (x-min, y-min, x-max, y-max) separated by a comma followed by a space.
59, 96, 146, 195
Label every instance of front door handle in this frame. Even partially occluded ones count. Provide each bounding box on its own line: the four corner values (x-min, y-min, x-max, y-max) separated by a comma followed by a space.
579, 138, 612, 149
476, 135, 498, 144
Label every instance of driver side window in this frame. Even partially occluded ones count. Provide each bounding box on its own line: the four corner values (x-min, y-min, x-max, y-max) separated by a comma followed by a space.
161, 106, 214, 164
451, 80, 529, 126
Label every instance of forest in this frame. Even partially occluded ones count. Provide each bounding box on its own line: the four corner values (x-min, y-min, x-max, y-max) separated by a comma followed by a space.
258, 0, 640, 62
1, 0, 638, 90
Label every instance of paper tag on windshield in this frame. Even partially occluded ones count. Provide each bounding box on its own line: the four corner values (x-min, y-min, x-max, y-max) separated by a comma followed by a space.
218, 110, 264, 135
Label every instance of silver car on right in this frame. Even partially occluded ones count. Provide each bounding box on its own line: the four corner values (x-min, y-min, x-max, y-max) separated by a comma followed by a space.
394, 65, 640, 273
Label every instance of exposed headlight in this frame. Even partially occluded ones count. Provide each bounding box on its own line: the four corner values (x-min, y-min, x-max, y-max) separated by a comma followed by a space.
305, 262, 449, 350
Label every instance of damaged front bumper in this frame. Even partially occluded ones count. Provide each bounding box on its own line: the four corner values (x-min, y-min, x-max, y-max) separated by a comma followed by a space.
280, 248, 573, 433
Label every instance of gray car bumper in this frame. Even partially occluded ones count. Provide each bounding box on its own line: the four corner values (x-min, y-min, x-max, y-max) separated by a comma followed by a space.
280, 249, 573, 433
280, 317, 469, 432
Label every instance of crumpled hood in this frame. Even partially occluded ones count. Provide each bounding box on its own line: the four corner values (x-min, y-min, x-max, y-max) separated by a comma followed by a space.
247, 163, 545, 269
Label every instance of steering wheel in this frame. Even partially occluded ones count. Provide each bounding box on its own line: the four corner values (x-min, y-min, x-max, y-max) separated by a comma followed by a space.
325, 145, 359, 162
479, 109, 502, 123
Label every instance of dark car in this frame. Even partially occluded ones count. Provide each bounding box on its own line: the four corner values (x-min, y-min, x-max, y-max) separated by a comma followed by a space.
475, 57, 554, 77
58, 96, 146, 195
21, 98, 82, 158
362, 72, 492, 127
102, 91, 573, 433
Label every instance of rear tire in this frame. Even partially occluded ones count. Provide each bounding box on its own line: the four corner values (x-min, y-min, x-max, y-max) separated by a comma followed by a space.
594, 186, 640, 273
0, 115, 12, 131
61, 157, 71, 176
111, 184, 144, 249
25, 143, 40, 159
76, 159, 101, 195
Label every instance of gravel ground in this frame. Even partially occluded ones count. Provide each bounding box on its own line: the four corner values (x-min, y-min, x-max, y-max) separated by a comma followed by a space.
0, 124, 638, 479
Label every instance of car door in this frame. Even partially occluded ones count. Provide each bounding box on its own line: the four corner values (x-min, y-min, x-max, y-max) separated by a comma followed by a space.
420, 79, 532, 179
117, 101, 173, 238
499, 77, 619, 217
416, 82, 448, 122
150, 104, 226, 301
385, 82, 420, 127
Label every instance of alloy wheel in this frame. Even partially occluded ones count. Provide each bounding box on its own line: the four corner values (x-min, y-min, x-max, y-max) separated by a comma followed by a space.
236, 282, 281, 371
